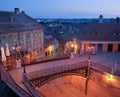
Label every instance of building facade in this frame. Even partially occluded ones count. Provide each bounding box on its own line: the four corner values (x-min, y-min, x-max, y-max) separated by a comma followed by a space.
79, 23, 120, 54
44, 35, 59, 56
0, 8, 44, 66
41, 15, 120, 57
63, 22, 120, 55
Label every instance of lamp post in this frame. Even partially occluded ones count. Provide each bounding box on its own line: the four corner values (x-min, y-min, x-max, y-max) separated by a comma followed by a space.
23, 64, 27, 82
12, 42, 22, 68
85, 44, 92, 95
87, 54, 91, 77
23, 64, 26, 73
87, 43, 92, 76
12, 42, 21, 59
85, 55, 91, 95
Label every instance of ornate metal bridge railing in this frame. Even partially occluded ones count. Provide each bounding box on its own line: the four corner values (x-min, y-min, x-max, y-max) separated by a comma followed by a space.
27, 61, 88, 80
90, 61, 112, 73
26, 61, 112, 88
26, 61, 88, 88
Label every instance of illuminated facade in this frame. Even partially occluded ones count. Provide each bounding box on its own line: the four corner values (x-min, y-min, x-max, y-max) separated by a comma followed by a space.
63, 22, 120, 55
0, 8, 44, 65
44, 35, 59, 56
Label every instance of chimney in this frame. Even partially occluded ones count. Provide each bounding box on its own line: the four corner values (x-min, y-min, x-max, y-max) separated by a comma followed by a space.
116, 17, 119, 23
99, 14, 103, 23
22, 11, 25, 14
14, 8, 20, 15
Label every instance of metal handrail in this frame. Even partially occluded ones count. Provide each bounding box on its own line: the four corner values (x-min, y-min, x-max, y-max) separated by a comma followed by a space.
27, 61, 88, 79
27, 61, 112, 80
90, 61, 112, 73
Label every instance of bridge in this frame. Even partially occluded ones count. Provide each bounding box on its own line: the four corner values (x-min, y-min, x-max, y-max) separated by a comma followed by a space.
0, 53, 116, 97
1, 59, 112, 97
26, 61, 112, 89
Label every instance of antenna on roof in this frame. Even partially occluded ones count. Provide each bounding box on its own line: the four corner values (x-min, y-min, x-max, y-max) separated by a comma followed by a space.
22, 11, 25, 14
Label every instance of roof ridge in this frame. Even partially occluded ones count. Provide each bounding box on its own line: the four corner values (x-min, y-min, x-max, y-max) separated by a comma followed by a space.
0, 11, 14, 13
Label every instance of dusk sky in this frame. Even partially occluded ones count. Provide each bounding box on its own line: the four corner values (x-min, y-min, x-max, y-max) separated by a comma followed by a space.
1, 0, 120, 18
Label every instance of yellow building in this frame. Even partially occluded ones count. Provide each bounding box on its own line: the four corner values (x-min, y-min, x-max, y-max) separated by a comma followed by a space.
44, 35, 59, 56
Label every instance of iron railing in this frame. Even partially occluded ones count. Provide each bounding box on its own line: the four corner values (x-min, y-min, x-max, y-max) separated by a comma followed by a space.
27, 61, 112, 80
90, 62, 112, 73
27, 61, 88, 79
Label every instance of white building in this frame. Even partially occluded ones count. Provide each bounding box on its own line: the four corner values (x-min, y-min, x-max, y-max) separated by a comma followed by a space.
0, 8, 44, 65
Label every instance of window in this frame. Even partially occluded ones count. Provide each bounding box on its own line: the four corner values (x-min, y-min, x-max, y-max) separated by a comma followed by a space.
92, 32, 101, 36
113, 33, 120, 36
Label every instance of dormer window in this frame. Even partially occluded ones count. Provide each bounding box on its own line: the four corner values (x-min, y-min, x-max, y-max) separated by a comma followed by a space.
33, 25, 36, 26
113, 33, 120, 36
92, 32, 101, 36
9, 26, 14, 30
23, 25, 26, 27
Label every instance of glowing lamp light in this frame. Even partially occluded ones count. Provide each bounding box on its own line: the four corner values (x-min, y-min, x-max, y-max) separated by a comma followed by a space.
87, 46, 91, 50
71, 43, 74, 47
87, 46, 90, 49
49, 45, 54, 52
12, 46, 15, 50
107, 75, 113, 81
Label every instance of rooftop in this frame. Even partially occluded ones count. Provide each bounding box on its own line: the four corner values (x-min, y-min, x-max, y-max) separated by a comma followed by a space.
81, 23, 120, 42
0, 8, 43, 35
0, 9, 35, 23
42, 22, 120, 44
0, 22, 43, 35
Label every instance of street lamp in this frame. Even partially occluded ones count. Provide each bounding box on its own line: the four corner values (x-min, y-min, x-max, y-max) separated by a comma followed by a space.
107, 74, 114, 87
87, 44, 92, 76
22, 64, 27, 82
87, 53, 91, 77
107, 75, 113, 81
105, 67, 114, 88
12, 42, 21, 59
12, 42, 22, 68
85, 45, 92, 95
